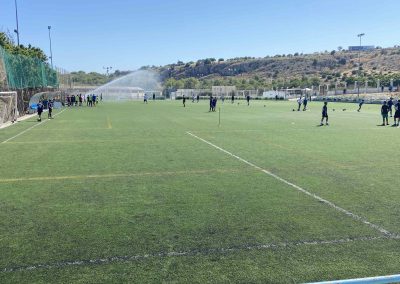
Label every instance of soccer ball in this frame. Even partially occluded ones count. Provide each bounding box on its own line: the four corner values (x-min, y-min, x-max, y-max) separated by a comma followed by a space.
292, 109, 295, 111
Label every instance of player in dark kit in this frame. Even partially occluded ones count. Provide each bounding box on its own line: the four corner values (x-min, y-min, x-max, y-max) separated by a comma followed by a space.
182, 95, 186, 107
388, 97, 394, 117
381, 101, 390, 126
246, 94, 250, 106
37, 101, 44, 122
48, 100, 53, 119
303, 96, 308, 111
393, 100, 400, 126
212, 97, 217, 112
358, 99, 365, 112
320, 101, 329, 126
209, 95, 213, 112
231, 93, 235, 104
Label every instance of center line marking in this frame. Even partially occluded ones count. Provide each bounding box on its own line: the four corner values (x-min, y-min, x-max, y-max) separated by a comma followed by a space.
186, 131, 394, 237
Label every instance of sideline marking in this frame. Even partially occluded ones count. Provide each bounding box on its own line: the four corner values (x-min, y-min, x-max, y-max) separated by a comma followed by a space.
186, 131, 394, 237
0, 168, 242, 183
1, 109, 66, 144
2, 235, 396, 273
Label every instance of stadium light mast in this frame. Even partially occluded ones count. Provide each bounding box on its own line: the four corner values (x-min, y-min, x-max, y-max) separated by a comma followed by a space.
103, 66, 112, 76
48, 26, 53, 68
14, 0, 20, 46
357, 33, 365, 98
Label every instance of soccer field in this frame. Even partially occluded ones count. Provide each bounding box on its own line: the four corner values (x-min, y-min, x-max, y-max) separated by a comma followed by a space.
1, 100, 400, 283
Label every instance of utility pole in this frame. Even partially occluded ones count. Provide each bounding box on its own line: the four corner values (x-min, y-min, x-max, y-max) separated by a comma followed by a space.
14, 0, 20, 46
48, 26, 53, 68
357, 33, 365, 98
103, 66, 112, 76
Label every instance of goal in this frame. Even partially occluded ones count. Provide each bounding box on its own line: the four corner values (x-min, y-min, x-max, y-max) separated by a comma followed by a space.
0, 91, 18, 126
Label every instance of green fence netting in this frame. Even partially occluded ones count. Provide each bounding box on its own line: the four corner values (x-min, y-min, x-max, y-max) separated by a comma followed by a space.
0, 45, 58, 89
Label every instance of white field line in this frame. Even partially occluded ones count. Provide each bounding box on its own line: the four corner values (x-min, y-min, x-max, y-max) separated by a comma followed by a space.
1, 235, 396, 273
0, 168, 242, 183
1, 109, 66, 144
186, 131, 394, 237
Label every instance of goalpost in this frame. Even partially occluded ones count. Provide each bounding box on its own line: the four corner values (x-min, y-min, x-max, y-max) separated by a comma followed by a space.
0, 91, 18, 127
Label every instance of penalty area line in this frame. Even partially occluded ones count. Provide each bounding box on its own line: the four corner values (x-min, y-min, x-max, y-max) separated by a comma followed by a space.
1, 109, 67, 144
186, 131, 395, 237
1, 235, 396, 273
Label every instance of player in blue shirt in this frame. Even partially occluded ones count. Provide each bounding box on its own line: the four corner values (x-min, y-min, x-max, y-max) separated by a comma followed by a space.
37, 101, 43, 122
357, 99, 365, 112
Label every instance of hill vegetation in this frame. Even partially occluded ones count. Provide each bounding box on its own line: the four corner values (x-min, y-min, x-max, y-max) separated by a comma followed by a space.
67, 46, 400, 91
152, 46, 400, 90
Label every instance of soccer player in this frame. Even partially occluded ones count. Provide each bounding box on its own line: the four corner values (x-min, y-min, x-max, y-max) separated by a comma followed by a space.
231, 93, 235, 104
381, 101, 389, 126
37, 101, 43, 122
209, 95, 213, 112
144, 94, 148, 104
92, 94, 97, 106
183, 95, 186, 107
196, 94, 200, 103
303, 96, 308, 111
357, 99, 365, 112
320, 101, 329, 126
153, 93, 156, 100
297, 97, 302, 111
48, 99, 53, 119
388, 97, 394, 117
246, 94, 250, 106
212, 97, 217, 111
393, 100, 400, 126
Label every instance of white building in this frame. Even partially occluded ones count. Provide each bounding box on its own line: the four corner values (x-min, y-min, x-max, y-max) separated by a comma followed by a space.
212, 86, 236, 97
175, 89, 210, 97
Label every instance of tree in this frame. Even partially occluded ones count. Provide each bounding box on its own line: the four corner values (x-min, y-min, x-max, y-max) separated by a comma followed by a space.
337, 46, 343, 52
310, 77, 320, 86
183, 77, 199, 89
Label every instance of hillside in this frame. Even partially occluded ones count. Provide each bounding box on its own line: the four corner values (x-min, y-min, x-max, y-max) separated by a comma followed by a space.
150, 47, 400, 90
69, 46, 400, 90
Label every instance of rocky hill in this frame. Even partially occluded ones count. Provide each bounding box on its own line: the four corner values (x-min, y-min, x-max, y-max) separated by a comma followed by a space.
147, 47, 400, 90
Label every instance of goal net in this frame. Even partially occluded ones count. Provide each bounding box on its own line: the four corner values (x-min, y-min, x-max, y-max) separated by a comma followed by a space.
0, 91, 18, 126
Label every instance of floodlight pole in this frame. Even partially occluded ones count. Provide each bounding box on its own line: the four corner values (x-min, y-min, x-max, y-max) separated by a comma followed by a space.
14, 0, 20, 46
48, 26, 53, 68
357, 33, 365, 99
103, 66, 112, 76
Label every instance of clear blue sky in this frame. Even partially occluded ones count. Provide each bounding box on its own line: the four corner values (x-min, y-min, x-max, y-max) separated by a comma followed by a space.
1, 0, 399, 73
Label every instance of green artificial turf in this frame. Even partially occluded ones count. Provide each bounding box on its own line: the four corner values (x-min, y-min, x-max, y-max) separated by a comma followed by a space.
1, 100, 400, 283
